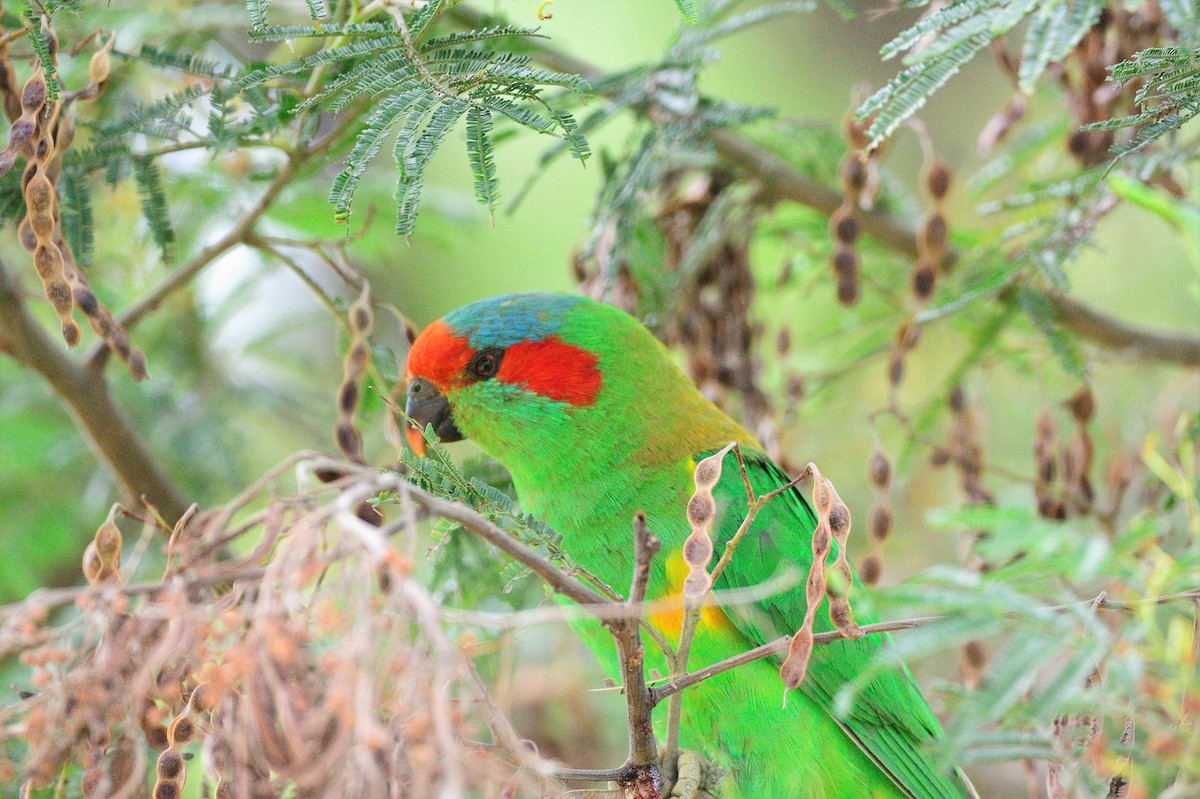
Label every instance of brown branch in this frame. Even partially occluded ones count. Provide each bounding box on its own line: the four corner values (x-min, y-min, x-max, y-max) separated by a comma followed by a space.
1041, 289, 1200, 367
0, 260, 190, 522
449, 3, 1200, 368
616, 513, 660, 771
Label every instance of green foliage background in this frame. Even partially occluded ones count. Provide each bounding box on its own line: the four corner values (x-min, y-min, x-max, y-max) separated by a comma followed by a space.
0, 0, 1198, 795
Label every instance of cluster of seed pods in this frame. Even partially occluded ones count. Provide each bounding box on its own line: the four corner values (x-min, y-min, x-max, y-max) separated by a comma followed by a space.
681, 442, 735, 600
858, 448, 892, 588
1036, 387, 1097, 521
0, 16, 143, 375
335, 284, 374, 464
81, 504, 123, 585
780, 465, 862, 698
829, 114, 874, 308
911, 157, 952, 306
931, 386, 994, 505
928, 387, 996, 688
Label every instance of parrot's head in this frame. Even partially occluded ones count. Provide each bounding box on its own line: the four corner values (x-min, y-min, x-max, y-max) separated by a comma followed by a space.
405, 291, 754, 506
404, 293, 628, 467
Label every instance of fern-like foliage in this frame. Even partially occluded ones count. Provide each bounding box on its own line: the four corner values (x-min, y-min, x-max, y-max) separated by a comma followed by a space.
1082, 47, 1200, 155
861, 0, 1106, 146
555, 1, 808, 292
132, 157, 175, 260
242, 9, 590, 235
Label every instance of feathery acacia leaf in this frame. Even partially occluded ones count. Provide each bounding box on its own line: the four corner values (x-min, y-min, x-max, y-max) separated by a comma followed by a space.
132, 157, 175, 260
466, 105, 500, 216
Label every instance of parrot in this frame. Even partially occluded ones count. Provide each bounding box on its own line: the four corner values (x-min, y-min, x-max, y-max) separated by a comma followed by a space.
404, 292, 970, 799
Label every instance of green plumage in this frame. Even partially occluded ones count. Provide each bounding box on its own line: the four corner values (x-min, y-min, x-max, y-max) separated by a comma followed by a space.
424, 294, 968, 798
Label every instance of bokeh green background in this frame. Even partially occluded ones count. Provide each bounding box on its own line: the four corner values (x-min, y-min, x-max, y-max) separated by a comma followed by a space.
1, 2, 1198, 794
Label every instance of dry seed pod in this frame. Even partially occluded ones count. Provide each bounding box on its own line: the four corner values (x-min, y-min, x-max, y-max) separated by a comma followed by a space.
868, 450, 891, 490
867, 505, 892, 543
921, 211, 948, 253
836, 275, 860, 306
20, 72, 46, 115
1066, 386, 1095, 423
825, 488, 862, 639
911, 261, 937, 303
94, 503, 122, 561
813, 476, 833, 516
682, 443, 734, 599
335, 284, 373, 463
167, 712, 195, 746
960, 639, 988, 690
780, 626, 814, 692
858, 553, 882, 587
831, 203, 859, 245
887, 352, 905, 387
840, 155, 867, 197
925, 159, 952, 201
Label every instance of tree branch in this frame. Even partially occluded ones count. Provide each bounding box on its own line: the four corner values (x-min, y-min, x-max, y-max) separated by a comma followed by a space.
0, 260, 190, 522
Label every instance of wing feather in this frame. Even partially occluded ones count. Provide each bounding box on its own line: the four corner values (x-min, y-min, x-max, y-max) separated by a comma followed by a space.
708, 448, 966, 799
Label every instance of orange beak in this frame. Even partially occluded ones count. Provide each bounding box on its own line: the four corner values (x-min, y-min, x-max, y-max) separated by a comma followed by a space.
406, 424, 427, 457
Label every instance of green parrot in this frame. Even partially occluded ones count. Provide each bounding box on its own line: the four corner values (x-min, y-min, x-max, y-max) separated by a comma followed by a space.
404, 293, 969, 798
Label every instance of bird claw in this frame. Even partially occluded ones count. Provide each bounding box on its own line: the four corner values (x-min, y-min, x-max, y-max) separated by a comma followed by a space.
666, 750, 723, 799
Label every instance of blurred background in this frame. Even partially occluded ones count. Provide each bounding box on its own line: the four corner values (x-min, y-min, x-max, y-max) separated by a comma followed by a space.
1, 0, 1198, 795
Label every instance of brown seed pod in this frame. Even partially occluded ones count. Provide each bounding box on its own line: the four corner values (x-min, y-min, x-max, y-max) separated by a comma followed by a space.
925, 159, 952, 201
93, 505, 123, 562
20, 72, 46, 115
836, 275, 860, 307
948, 385, 966, 414
167, 714, 195, 746
1066, 386, 1095, 423
830, 204, 859, 245
153, 781, 181, 799
828, 596, 863, 639
779, 626, 813, 692
831, 245, 859, 280
868, 505, 892, 543
888, 352, 905, 387
911, 262, 936, 303
868, 451, 891, 490
858, 553, 882, 587
89, 47, 111, 86
776, 326, 791, 355
813, 476, 833, 516
960, 639, 988, 689
156, 750, 183, 781
920, 211, 948, 254
840, 155, 867, 197
682, 443, 733, 599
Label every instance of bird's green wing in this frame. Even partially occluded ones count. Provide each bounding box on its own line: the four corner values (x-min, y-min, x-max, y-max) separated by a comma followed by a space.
708, 448, 966, 799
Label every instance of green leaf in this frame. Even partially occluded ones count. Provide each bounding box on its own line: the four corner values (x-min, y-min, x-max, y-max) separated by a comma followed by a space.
465, 105, 500, 216
674, 0, 700, 24
246, 0, 271, 29
132, 157, 175, 260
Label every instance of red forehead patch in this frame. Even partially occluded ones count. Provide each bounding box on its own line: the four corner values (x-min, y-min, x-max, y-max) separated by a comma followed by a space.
407, 319, 472, 390
497, 337, 602, 406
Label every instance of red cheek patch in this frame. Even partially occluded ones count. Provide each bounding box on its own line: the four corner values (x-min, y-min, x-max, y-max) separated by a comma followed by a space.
407, 320, 473, 390
497, 337, 601, 406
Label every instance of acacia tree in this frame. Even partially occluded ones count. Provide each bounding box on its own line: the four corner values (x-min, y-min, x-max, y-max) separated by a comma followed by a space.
1, 0, 1199, 797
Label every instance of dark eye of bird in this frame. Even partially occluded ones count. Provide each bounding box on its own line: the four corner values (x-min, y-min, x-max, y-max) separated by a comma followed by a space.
468, 347, 504, 380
